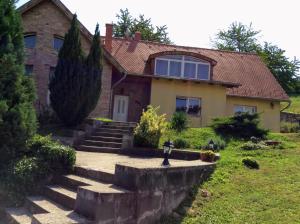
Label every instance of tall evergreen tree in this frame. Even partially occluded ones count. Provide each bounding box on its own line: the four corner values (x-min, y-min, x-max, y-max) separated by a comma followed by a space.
49, 15, 103, 126
49, 14, 85, 127
0, 0, 37, 167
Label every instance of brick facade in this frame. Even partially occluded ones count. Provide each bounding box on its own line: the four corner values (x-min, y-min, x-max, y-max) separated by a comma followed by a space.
21, 0, 111, 118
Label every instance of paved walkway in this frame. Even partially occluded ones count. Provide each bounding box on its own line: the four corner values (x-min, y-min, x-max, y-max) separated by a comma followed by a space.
76, 151, 209, 174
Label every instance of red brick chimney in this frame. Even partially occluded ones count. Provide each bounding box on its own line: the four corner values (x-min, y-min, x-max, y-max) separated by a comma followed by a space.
134, 31, 141, 42
105, 23, 113, 52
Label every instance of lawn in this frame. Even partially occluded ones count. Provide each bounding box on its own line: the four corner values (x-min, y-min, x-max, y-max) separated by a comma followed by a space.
282, 94, 300, 114
160, 130, 300, 224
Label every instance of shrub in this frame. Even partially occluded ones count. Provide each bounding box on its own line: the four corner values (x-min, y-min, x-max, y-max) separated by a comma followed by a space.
280, 122, 300, 133
202, 137, 226, 151
211, 113, 268, 139
170, 112, 188, 132
240, 141, 268, 150
200, 150, 216, 162
27, 135, 76, 172
134, 106, 167, 148
173, 138, 190, 149
242, 157, 259, 169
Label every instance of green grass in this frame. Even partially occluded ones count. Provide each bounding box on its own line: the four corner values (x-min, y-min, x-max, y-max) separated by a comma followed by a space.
282, 94, 300, 114
161, 132, 300, 224
93, 117, 113, 122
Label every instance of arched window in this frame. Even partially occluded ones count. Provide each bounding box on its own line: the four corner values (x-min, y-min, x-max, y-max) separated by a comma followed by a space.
53, 36, 64, 51
155, 55, 210, 80
24, 34, 36, 48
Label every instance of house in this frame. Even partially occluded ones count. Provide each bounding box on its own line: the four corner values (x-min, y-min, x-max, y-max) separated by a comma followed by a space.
19, 0, 289, 132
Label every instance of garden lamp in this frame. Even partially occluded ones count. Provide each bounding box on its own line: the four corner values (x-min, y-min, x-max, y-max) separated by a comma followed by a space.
208, 139, 215, 150
162, 139, 174, 166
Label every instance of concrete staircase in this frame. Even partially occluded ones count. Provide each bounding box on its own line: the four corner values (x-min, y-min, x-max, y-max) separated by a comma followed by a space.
76, 121, 136, 153
6, 165, 135, 224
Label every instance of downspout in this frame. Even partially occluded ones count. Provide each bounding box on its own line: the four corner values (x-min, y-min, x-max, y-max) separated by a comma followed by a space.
109, 72, 128, 119
281, 100, 291, 112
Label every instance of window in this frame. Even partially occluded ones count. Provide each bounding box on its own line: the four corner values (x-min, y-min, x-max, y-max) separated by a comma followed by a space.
53, 36, 64, 51
49, 66, 55, 81
25, 65, 33, 76
155, 55, 210, 80
24, 34, 36, 48
234, 105, 257, 114
176, 97, 201, 115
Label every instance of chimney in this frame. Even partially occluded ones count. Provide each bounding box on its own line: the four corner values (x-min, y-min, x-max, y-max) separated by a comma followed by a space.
134, 31, 141, 42
105, 23, 113, 52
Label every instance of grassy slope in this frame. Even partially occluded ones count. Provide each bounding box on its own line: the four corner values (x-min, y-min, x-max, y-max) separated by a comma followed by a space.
282, 95, 300, 114
161, 130, 300, 224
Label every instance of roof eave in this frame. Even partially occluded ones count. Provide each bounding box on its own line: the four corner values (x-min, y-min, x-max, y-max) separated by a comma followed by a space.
227, 94, 290, 102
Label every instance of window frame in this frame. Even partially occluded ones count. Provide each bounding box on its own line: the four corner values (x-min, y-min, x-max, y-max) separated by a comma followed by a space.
175, 96, 202, 116
24, 33, 37, 49
53, 35, 64, 52
234, 105, 257, 114
25, 64, 34, 76
154, 55, 211, 80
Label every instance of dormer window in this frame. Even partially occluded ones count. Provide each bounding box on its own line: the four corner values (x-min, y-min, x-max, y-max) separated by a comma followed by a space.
155, 55, 210, 80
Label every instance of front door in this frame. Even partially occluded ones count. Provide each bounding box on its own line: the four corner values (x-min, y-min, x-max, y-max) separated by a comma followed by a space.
113, 95, 129, 122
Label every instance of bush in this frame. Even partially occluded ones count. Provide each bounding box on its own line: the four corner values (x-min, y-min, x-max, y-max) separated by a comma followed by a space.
281, 122, 300, 133
134, 106, 167, 148
202, 137, 226, 151
242, 157, 259, 169
27, 135, 76, 172
173, 138, 190, 149
240, 141, 268, 150
170, 112, 188, 132
211, 113, 268, 139
200, 150, 216, 162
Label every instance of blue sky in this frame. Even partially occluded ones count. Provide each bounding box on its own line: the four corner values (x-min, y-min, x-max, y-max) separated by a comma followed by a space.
17, 0, 300, 61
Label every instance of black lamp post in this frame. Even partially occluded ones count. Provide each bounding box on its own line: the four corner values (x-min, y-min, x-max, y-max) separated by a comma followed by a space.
162, 139, 174, 166
208, 139, 215, 150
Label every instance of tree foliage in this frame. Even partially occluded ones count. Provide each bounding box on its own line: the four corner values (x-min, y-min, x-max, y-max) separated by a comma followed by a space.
113, 8, 171, 44
212, 22, 300, 94
0, 0, 37, 167
49, 15, 103, 127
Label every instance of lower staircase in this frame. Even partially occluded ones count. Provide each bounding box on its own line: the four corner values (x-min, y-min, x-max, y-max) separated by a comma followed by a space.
76, 121, 136, 153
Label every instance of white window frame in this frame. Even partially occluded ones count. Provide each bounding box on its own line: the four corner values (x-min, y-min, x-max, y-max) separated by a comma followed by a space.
176, 97, 201, 116
154, 55, 211, 80
234, 105, 257, 114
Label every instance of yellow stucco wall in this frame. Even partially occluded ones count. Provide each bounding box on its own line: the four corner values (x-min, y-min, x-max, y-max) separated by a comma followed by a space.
150, 79, 227, 127
226, 96, 281, 132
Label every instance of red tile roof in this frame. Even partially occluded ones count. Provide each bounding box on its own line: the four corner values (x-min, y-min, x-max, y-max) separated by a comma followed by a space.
108, 38, 289, 101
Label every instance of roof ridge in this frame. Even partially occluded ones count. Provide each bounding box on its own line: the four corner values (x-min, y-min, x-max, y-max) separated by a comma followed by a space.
108, 36, 259, 56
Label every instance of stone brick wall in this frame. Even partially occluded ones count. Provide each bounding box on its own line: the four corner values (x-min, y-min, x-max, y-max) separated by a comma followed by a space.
21, 0, 111, 118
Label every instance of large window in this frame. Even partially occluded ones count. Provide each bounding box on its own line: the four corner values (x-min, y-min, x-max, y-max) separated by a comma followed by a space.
24, 34, 36, 48
176, 97, 201, 115
234, 105, 257, 114
155, 55, 210, 80
53, 36, 64, 51
25, 65, 33, 76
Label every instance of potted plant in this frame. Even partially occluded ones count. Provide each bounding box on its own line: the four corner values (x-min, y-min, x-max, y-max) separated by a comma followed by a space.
200, 150, 216, 162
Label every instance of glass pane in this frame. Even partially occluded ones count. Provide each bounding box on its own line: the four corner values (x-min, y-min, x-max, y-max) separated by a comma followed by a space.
169, 61, 181, 77
184, 63, 196, 78
155, 59, 168, 76
234, 105, 244, 114
24, 35, 36, 48
53, 37, 64, 51
176, 98, 187, 112
188, 98, 200, 114
25, 65, 33, 76
184, 56, 202, 62
197, 64, 210, 80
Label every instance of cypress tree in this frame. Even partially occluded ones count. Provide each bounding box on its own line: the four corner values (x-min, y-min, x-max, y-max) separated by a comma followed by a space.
49, 14, 85, 127
0, 0, 37, 167
49, 16, 103, 127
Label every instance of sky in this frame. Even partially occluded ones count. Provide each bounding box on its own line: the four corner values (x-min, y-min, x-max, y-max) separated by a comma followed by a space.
17, 0, 300, 60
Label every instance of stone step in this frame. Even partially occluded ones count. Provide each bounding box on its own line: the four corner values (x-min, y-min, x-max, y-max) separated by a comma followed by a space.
87, 135, 123, 143
93, 131, 123, 138
101, 124, 132, 130
43, 185, 76, 210
32, 212, 89, 224
74, 166, 115, 184
26, 195, 70, 214
95, 128, 129, 134
76, 145, 120, 154
83, 139, 122, 148
5, 207, 32, 224
103, 121, 136, 127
